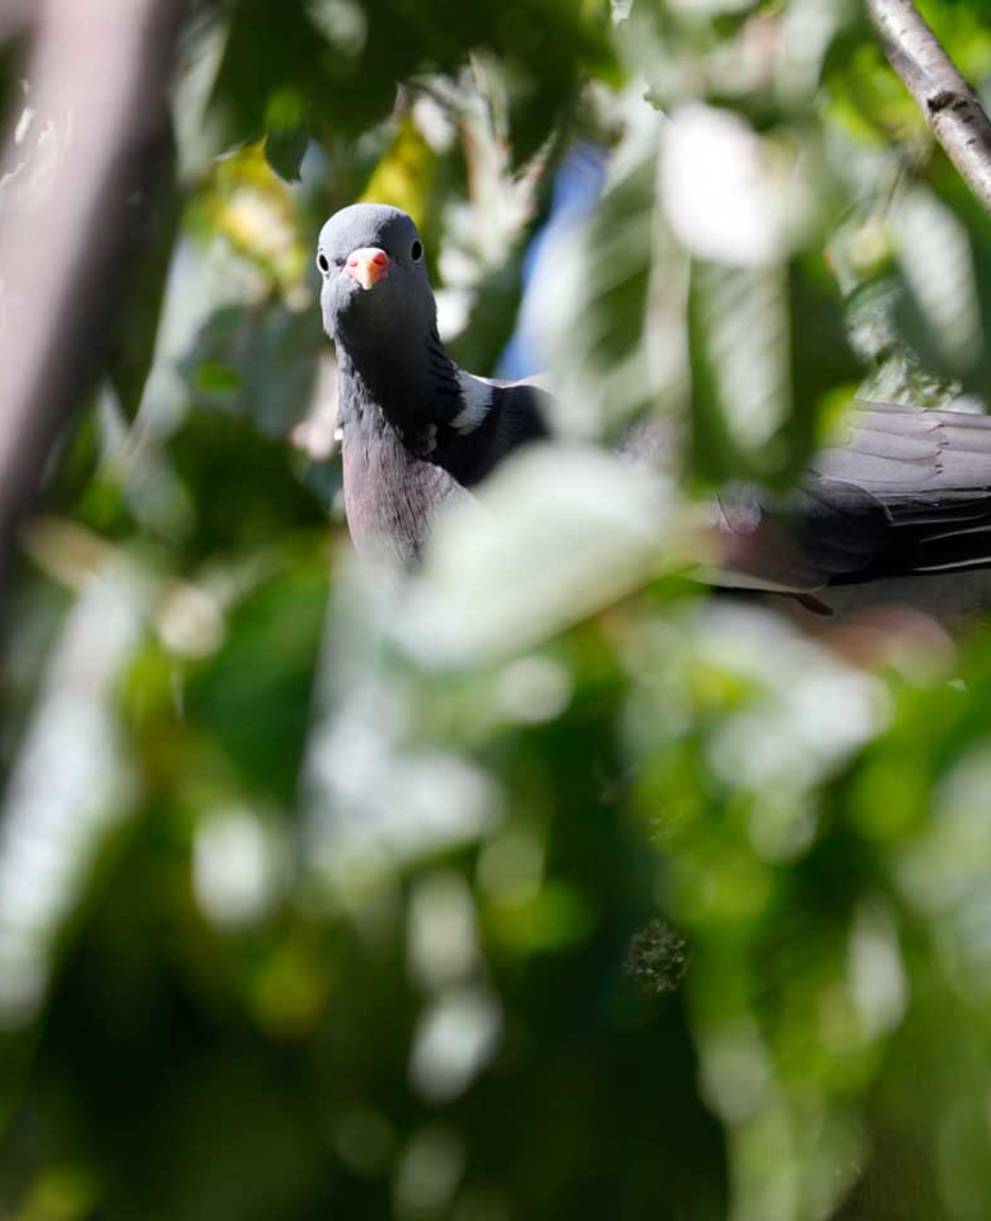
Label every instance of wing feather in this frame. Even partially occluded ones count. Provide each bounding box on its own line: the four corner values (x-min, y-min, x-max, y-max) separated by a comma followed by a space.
719, 402, 991, 591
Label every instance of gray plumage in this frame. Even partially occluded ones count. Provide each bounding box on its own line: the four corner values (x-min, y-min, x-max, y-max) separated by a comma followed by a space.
720, 404, 991, 605
319, 204, 991, 615
317, 204, 548, 561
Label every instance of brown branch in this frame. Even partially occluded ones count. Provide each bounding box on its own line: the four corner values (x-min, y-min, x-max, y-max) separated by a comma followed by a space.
0, 0, 33, 42
0, 0, 183, 580
865, 0, 991, 213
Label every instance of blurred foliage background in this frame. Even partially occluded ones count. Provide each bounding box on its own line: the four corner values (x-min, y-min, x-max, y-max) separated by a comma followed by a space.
4, 1, 991, 1218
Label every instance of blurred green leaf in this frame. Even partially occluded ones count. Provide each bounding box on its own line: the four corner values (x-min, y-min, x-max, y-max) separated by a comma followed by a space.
8, 1, 991, 1218
264, 126, 310, 182
184, 554, 328, 801
180, 298, 323, 437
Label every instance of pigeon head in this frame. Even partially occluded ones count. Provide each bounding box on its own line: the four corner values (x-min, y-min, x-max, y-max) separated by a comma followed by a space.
316, 203, 435, 354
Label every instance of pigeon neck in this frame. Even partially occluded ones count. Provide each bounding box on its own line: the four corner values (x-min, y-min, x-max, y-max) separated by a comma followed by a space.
335, 333, 465, 562
336, 327, 464, 443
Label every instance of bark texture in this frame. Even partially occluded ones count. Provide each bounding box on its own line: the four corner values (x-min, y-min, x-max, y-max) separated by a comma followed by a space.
0, 0, 182, 578
866, 0, 991, 213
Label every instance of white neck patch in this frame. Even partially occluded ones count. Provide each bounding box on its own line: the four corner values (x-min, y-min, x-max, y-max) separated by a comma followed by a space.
451, 371, 493, 434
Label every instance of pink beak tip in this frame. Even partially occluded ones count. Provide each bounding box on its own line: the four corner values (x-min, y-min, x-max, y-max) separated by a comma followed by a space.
345, 246, 391, 289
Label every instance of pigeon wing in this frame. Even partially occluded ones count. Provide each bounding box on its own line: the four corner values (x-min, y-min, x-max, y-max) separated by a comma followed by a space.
431, 380, 551, 488
720, 402, 991, 590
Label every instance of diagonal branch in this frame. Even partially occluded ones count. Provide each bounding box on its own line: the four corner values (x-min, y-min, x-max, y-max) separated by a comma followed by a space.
0, 0, 182, 581
865, 0, 991, 213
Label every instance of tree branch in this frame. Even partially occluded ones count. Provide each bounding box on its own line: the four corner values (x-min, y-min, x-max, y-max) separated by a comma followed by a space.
865, 0, 991, 213
0, 0, 182, 581
0, 0, 33, 41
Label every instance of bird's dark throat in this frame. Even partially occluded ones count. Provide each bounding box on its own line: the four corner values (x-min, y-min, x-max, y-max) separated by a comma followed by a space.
336, 328, 463, 455
336, 338, 465, 564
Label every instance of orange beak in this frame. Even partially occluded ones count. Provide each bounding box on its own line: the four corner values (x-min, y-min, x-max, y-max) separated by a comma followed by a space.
345, 246, 391, 290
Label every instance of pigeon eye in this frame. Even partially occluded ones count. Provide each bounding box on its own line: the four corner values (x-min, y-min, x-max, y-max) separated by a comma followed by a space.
410, 239, 423, 263
316, 252, 330, 275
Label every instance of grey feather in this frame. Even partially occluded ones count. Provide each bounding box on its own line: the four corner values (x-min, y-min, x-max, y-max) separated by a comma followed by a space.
317, 205, 991, 604
317, 203, 548, 560
723, 402, 991, 599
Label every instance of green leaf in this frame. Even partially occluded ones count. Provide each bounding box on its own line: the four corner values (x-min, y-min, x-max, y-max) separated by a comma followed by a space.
264, 126, 310, 182
180, 300, 323, 437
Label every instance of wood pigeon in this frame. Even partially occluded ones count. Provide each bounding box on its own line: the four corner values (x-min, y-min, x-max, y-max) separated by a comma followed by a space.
317, 203, 548, 562
318, 203, 991, 615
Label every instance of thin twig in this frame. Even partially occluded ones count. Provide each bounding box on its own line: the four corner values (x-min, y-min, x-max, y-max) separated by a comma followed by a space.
865, 0, 991, 213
